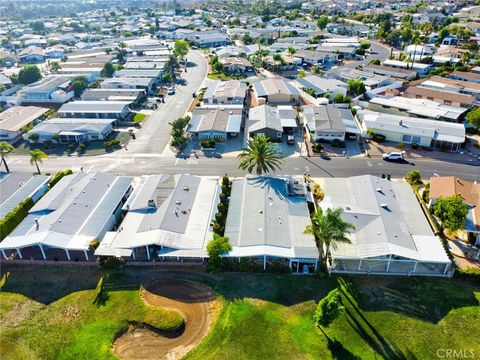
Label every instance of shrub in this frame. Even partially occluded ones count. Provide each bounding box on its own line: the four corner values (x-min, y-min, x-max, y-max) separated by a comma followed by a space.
98, 256, 123, 269
314, 289, 344, 328
411, 143, 419, 149
49, 169, 73, 187
313, 143, 323, 153
372, 134, 386, 142
104, 139, 121, 148
331, 139, 346, 148
0, 197, 34, 240
200, 138, 216, 148
396, 142, 405, 149
422, 182, 430, 203
405, 170, 422, 186
206, 234, 232, 272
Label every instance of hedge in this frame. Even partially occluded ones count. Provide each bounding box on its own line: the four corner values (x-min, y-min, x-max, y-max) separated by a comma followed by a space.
49, 169, 73, 187
0, 197, 34, 240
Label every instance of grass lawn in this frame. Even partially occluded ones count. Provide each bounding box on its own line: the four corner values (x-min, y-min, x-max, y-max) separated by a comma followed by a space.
207, 72, 247, 81
1, 266, 479, 360
133, 113, 148, 123
0, 269, 183, 360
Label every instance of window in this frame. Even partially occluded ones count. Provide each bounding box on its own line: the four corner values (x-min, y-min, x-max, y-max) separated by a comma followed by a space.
401, 134, 412, 143
412, 136, 421, 144
277, 132, 283, 138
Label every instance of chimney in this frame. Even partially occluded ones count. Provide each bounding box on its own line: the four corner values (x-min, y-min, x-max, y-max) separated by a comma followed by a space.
34, 218, 39, 230
147, 199, 156, 208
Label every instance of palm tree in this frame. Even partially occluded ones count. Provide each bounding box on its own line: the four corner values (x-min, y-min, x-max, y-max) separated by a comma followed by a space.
287, 46, 296, 58
304, 207, 355, 266
29, 149, 48, 174
0, 141, 15, 173
238, 135, 283, 175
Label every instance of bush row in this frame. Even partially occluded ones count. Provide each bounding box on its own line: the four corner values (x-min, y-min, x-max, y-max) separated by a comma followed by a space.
49, 169, 73, 187
0, 197, 34, 240
104, 139, 121, 148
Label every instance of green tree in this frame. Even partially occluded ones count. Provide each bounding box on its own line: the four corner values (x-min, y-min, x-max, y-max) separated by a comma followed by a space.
405, 170, 422, 186
49, 61, 61, 73
206, 234, 232, 272
432, 195, 469, 232
0, 141, 15, 172
437, 27, 450, 44
317, 15, 328, 30
71, 76, 88, 97
347, 79, 366, 96
32, 21, 45, 32
333, 94, 351, 103
287, 46, 296, 58
298, 69, 307, 78
238, 135, 283, 175
314, 289, 344, 328
18, 65, 42, 85
173, 39, 189, 59
162, 72, 173, 84
304, 207, 355, 265
466, 107, 480, 130
369, 59, 381, 65
29, 149, 48, 174
102, 62, 115, 78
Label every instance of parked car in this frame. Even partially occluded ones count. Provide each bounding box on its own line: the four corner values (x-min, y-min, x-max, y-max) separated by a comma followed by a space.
287, 135, 295, 145
167, 86, 175, 95
383, 152, 404, 161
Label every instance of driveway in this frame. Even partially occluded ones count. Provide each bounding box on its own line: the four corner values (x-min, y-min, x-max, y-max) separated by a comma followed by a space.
126, 50, 208, 155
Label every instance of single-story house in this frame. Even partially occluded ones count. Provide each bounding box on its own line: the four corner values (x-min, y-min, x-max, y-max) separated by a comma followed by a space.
419, 76, 480, 101
81, 88, 145, 102
188, 105, 244, 140
294, 49, 333, 66
363, 64, 417, 81
295, 75, 347, 98
113, 69, 163, 81
101, 77, 154, 92
17, 76, 74, 105
321, 175, 452, 277
25, 118, 115, 143
0, 172, 133, 261
359, 110, 466, 152
18, 46, 46, 64
219, 57, 254, 73
368, 96, 468, 123
429, 176, 480, 246
58, 101, 131, 120
382, 59, 432, 77
224, 176, 319, 273
404, 86, 476, 108
0, 172, 50, 219
0, 106, 49, 143
449, 70, 480, 85
304, 105, 346, 142
252, 78, 301, 105
203, 80, 247, 105
95, 174, 219, 261
330, 68, 395, 90
247, 104, 297, 141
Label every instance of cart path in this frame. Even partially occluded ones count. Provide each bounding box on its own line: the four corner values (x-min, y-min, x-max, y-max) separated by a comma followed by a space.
112, 279, 217, 360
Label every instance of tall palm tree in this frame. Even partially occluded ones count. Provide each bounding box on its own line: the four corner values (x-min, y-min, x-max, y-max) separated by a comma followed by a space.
30, 149, 48, 174
304, 207, 355, 266
238, 135, 283, 175
287, 46, 296, 58
0, 141, 15, 173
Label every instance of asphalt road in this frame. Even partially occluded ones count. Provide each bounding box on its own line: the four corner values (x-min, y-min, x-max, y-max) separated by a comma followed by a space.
127, 49, 208, 154
5, 153, 479, 181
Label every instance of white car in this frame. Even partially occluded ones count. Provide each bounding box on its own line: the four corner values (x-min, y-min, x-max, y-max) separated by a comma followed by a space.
383, 152, 404, 161
167, 86, 175, 95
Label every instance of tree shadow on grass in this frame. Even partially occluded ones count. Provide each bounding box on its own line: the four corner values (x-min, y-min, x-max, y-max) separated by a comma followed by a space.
318, 326, 362, 360
338, 276, 479, 324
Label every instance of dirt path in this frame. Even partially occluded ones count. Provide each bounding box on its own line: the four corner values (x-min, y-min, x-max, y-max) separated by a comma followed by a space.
112, 279, 217, 360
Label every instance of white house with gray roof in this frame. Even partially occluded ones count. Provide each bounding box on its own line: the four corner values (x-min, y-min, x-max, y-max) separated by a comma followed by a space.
0, 172, 50, 219
320, 175, 452, 277
95, 174, 219, 261
247, 104, 298, 141
224, 176, 319, 273
304, 105, 346, 142
58, 101, 131, 120
0, 172, 133, 261
359, 111, 465, 152
203, 80, 247, 105
188, 105, 244, 140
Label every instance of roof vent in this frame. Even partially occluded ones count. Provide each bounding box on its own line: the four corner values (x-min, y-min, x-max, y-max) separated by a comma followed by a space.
380, 203, 388, 209
148, 199, 156, 208
175, 200, 182, 205
258, 227, 263, 232
376, 187, 383, 193
183, 186, 190, 191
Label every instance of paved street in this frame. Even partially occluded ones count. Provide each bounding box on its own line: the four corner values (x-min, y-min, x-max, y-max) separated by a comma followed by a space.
5, 152, 479, 181
127, 49, 208, 154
